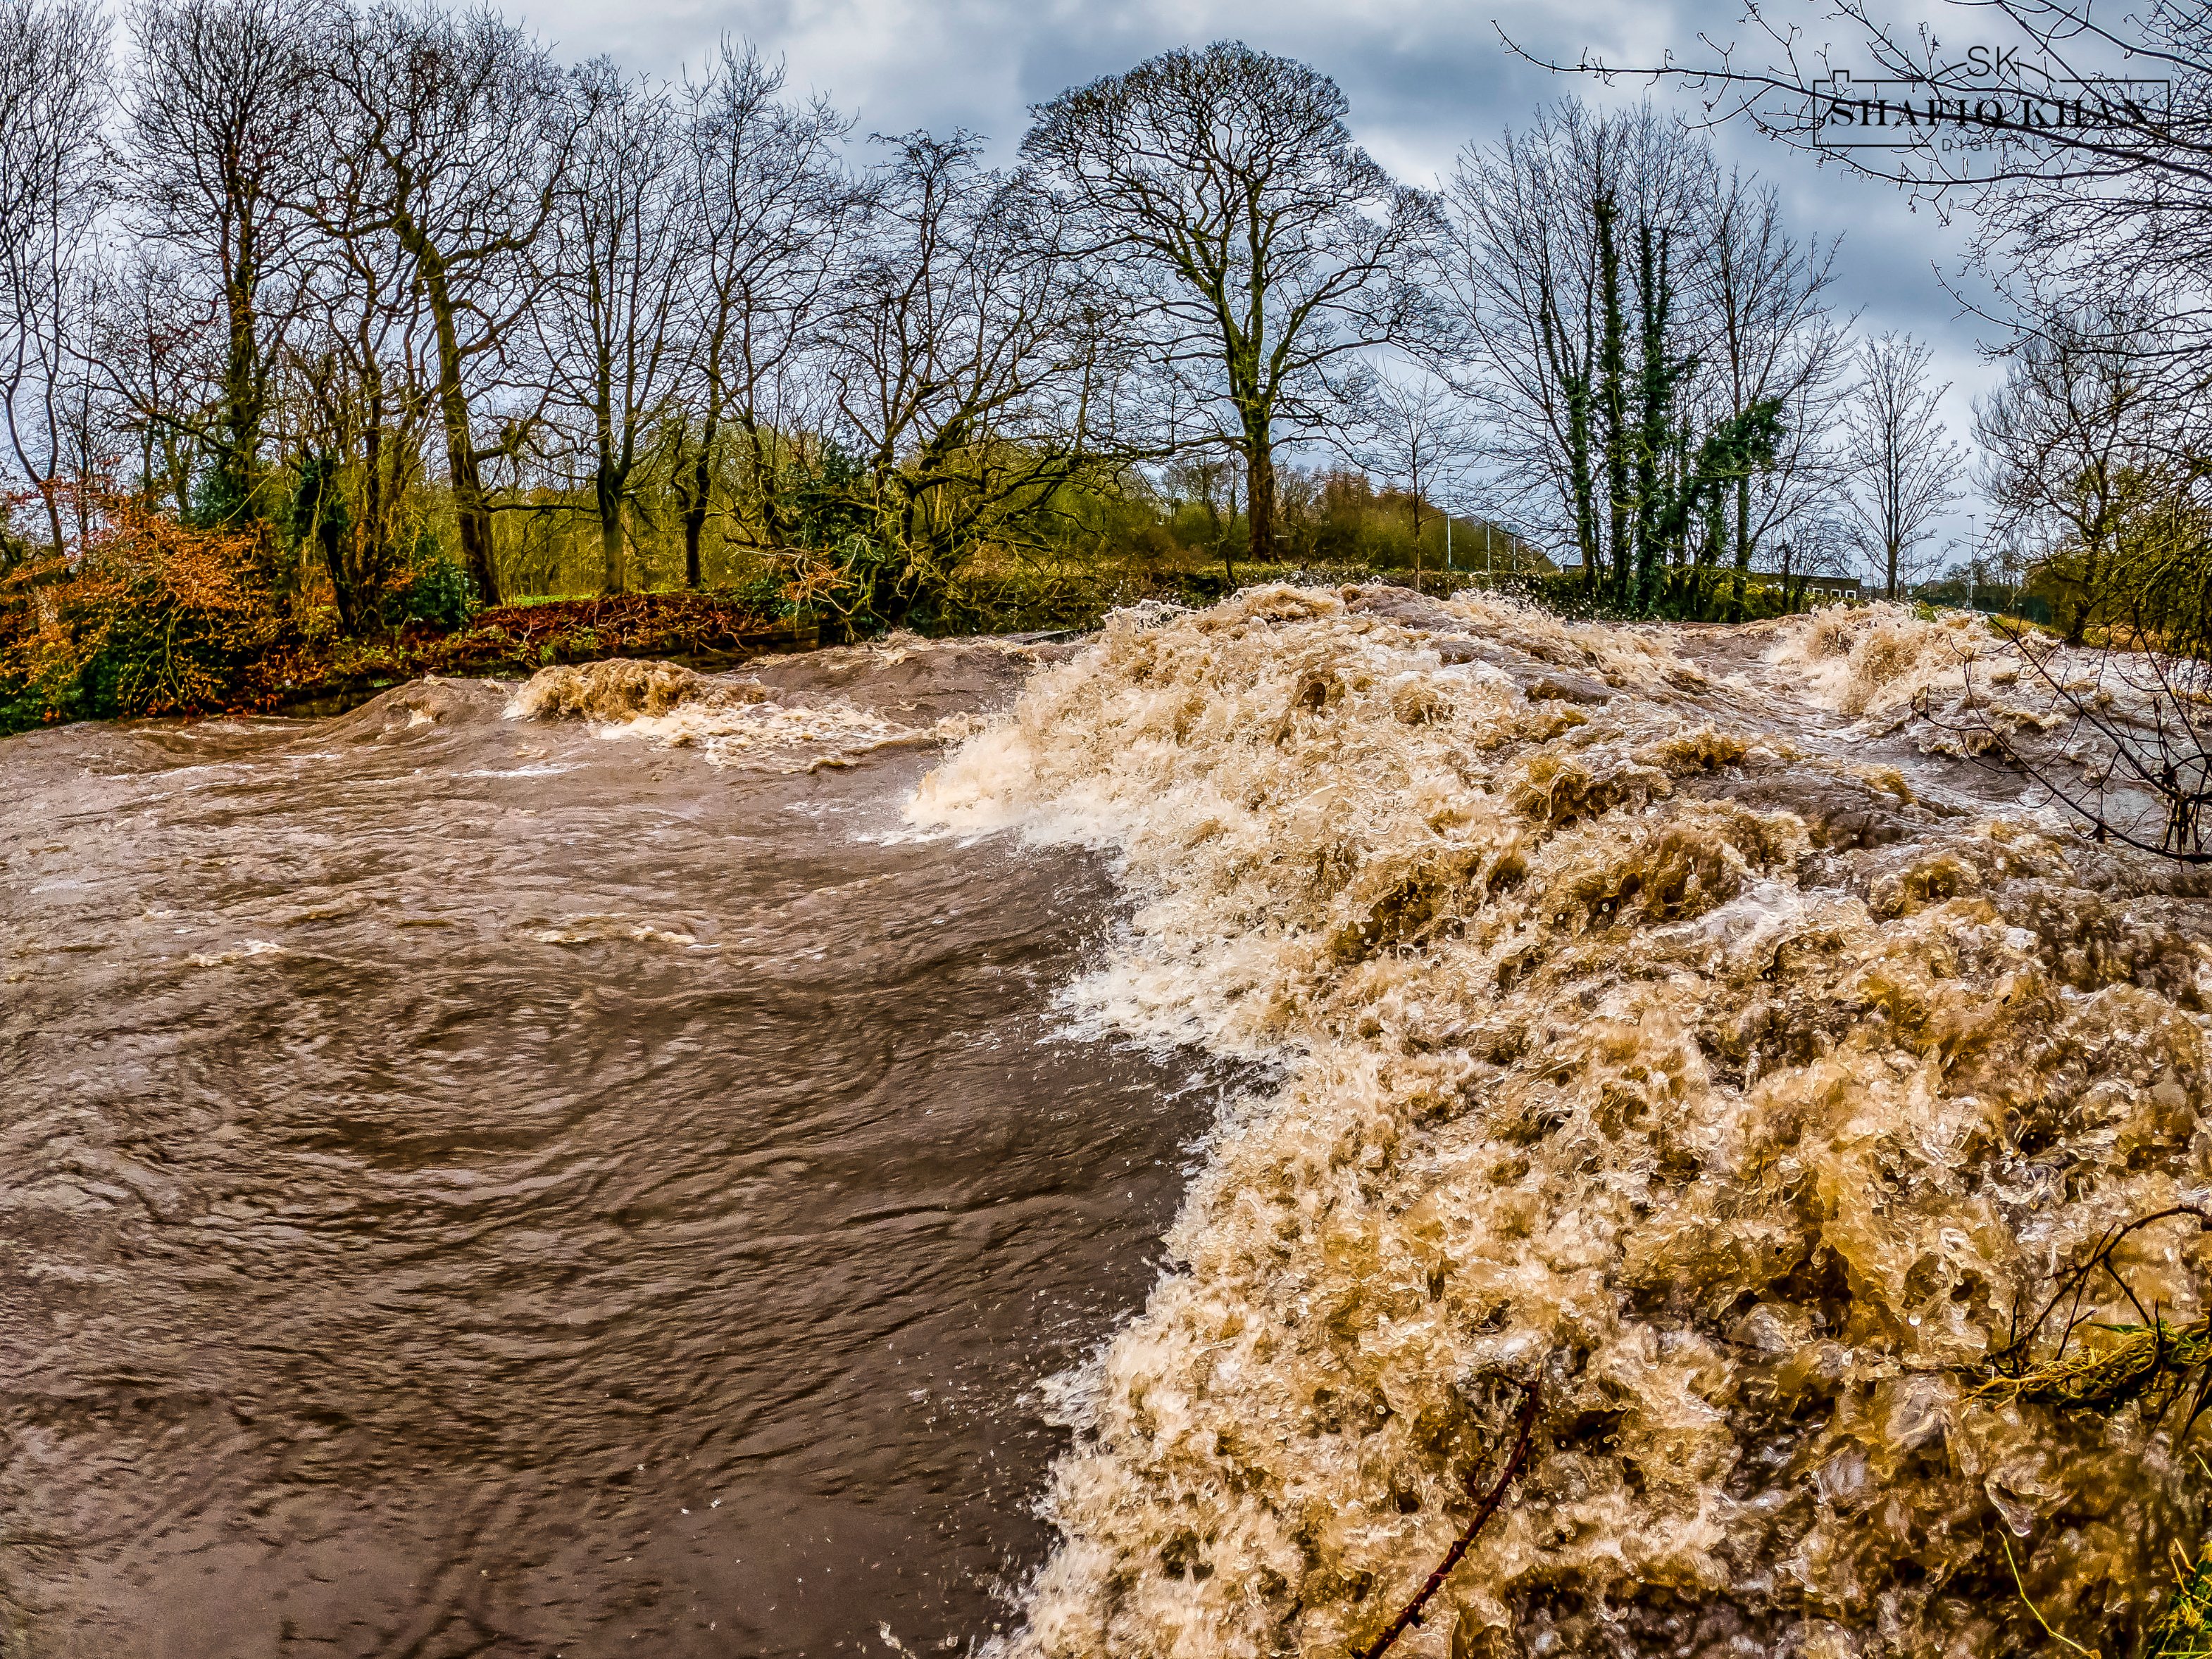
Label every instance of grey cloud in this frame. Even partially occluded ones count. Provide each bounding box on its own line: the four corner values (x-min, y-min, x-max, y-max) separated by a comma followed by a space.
523, 0, 2015, 537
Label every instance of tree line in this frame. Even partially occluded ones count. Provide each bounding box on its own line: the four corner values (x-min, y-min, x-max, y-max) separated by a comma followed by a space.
0, 4, 2009, 633
1545, 0, 2212, 648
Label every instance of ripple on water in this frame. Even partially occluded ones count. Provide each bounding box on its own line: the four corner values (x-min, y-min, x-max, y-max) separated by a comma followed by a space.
0, 644, 1214, 1659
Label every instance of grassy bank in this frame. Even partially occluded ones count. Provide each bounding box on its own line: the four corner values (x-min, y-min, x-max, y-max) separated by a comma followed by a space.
0, 534, 800, 734
0, 496, 1855, 735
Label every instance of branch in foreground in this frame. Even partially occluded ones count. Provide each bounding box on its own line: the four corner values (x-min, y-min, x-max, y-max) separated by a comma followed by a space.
1357, 1376, 1539, 1659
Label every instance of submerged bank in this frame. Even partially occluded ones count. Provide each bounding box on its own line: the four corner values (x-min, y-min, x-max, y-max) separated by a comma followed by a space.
0, 637, 1221, 1658
911, 589, 2212, 1658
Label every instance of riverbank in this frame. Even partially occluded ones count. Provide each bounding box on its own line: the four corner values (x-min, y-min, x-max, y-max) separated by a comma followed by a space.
3, 539, 1841, 739
0, 580, 814, 732
261, 591, 823, 718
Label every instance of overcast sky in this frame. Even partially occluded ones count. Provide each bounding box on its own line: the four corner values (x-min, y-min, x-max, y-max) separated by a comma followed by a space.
527, 0, 2009, 551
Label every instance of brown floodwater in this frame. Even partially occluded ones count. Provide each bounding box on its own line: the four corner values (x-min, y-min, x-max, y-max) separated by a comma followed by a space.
911, 591, 2212, 1659
0, 643, 1213, 1659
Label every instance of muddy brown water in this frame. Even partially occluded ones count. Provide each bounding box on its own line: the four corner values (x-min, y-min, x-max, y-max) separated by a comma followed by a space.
0, 644, 1213, 1659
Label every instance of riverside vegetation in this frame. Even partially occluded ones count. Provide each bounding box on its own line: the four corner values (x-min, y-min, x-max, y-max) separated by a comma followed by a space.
0, 14, 2027, 734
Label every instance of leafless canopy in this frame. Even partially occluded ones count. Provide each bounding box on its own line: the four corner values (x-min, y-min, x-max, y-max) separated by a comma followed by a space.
1023, 42, 1444, 563
307, 1, 575, 601
0, 0, 106, 561
1839, 331, 1963, 599
1441, 99, 1851, 614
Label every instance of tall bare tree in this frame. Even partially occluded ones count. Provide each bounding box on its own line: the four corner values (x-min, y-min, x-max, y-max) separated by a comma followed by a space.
818, 132, 1114, 622
1023, 42, 1441, 563
127, 0, 318, 529
673, 42, 855, 584
280, 190, 435, 632
1445, 101, 1735, 608
1842, 332, 1963, 599
1974, 302, 2173, 642
1697, 168, 1851, 613
313, 1, 575, 602
92, 248, 222, 522
1353, 368, 1479, 584
0, 0, 107, 560
536, 61, 691, 595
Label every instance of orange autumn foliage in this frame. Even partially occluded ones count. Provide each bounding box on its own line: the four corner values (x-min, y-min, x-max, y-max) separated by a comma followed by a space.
1, 496, 297, 727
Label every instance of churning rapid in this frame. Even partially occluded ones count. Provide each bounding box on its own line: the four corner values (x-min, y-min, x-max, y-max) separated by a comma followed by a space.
11, 591, 2212, 1659
0, 637, 1223, 1659
909, 587, 2212, 1659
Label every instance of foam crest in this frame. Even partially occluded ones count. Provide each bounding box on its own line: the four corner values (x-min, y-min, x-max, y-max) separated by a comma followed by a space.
510, 657, 931, 770
1766, 601, 1996, 720
910, 585, 2212, 1658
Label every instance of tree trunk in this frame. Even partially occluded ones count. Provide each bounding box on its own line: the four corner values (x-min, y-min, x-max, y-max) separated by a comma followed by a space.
672, 422, 708, 592
31, 476, 62, 562
1630, 219, 1673, 617
682, 445, 710, 590
1594, 194, 1630, 610
1729, 472, 1753, 622
415, 247, 501, 605
598, 461, 627, 596
740, 415, 790, 550
1245, 427, 1276, 568
216, 232, 264, 526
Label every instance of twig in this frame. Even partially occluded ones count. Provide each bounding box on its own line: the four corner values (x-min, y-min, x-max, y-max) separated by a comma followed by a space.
1994, 1208, 2212, 1377
1357, 1378, 1539, 1659
2001, 1534, 2104, 1658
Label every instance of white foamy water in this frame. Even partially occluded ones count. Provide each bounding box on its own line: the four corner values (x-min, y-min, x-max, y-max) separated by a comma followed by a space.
908, 586, 2212, 1659
508, 649, 996, 773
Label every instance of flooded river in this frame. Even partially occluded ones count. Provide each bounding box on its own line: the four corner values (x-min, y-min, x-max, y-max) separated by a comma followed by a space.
15, 594, 2212, 1659
0, 641, 1213, 1658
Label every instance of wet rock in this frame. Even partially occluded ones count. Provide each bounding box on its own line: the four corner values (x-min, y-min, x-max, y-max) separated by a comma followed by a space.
1432, 637, 1502, 668
1525, 672, 1613, 705
1340, 584, 1462, 632
1704, 775, 1920, 851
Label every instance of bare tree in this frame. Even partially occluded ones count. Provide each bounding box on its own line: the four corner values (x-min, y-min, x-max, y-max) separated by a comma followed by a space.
1354, 368, 1480, 588
92, 248, 223, 522
535, 61, 691, 595
818, 132, 1114, 622
1697, 167, 1852, 613
127, 0, 318, 529
1841, 332, 1963, 599
278, 192, 436, 632
673, 41, 855, 585
1443, 101, 1801, 613
1023, 42, 1442, 564
1975, 302, 2170, 642
0, 0, 107, 560
312, 1, 576, 603
1443, 103, 1621, 581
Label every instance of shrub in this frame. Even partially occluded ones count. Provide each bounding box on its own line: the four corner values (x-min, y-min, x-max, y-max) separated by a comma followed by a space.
393, 533, 479, 630
0, 498, 292, 730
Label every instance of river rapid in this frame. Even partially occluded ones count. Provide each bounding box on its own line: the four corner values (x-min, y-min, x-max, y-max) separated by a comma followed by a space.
0, 639, 1218, 1658
911, 590, 2212, 1659
11, 591, 2212, 1659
